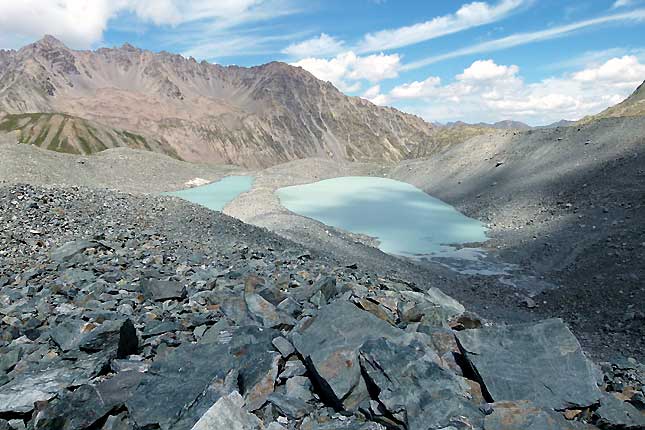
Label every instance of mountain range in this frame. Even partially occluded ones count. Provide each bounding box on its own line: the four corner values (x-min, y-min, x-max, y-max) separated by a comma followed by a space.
1, 36, 644, 167
0, 36, 432, 168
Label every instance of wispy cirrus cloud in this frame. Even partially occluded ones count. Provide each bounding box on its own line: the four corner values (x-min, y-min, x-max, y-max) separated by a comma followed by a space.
356, 0, 528, 53
284, 0, 528, 59
0, 0, 301, 51
402, 8, 645, 71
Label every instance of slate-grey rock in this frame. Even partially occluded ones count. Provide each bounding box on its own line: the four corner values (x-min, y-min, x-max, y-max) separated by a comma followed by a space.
245, 292, 294, 328
272, 336, 295, 358
50, 320, 87, 352
33, 371, 143, 430
483, 401, 598, 429
291, 300, 401, 410
300, 416, 386, 430
0, 365, 91, 413
50, 240, 100, 263
317, 276, 339, 302
279, 359, 307, 379
190, 391, 261, 430
398, 289, 465, 327
456, 319, 601, 410
0, 348, 21, 372
128, 326, 279, 429
594, 393, 645, 429
78, 319, 138, 358
101, 413, 130, 430
127, 341, 236, 430
359, 338, 483, 430
267, 393, 314, 419
140, 279, 186, 302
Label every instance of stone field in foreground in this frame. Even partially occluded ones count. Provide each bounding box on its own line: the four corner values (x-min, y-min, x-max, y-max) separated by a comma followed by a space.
0, 184, 644, 430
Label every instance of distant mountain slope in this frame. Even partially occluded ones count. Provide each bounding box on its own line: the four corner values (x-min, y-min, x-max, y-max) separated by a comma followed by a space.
0, 36, 434, 167
413, 123, 507, 158
538, 119, 576, 129
487, 120, 532, 130
446, 120, 531, 130
0, 112, 178, 157
579, 80, 645, 123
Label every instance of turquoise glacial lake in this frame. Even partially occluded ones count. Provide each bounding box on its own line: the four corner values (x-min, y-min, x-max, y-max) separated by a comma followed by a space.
166, 176, 254, 211
276, 176, 488, 259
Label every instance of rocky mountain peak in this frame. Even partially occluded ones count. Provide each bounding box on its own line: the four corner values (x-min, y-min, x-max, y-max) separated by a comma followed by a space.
0, 37, 435, 167
32, 34, 69, 50
120, 42, 140, 52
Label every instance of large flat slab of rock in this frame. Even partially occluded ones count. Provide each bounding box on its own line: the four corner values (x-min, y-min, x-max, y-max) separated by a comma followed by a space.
0, 365, 92, 414
50, 240, 99, 263
456, 319, 601, 410
128, 326, 279, 430
359, 338, 483, 430
33, 371, 143, 430
127, 341, 236, 430
291, 300, 402, 409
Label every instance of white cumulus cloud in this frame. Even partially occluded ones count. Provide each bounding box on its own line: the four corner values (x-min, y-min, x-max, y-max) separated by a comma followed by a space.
0, 0, 297, 49
282, 33, 345, 58
457, 59, 519, 81
572, 55, 645, 88
362, 84, 389, 105
388, 57, 645, 125
389, 76, 441, 99
292, 51, 401, 92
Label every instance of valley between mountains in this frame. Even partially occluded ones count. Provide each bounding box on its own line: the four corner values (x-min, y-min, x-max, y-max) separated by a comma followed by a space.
0, 36, 644, 430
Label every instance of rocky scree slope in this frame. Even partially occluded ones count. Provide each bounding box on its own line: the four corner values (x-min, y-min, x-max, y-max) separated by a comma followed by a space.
1, 184, 644, 429
0, 145, 241, 193
0, 36, 433, 167
392, 114, 645, 362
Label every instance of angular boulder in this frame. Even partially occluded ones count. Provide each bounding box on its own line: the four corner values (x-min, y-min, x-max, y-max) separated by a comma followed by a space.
190, 391, 262, 430
456, 319, 601, 410
50, 240, 101, 263
127, 341, 236, 430
140, 279, 186, 302
78, 319, 138, 358
594, 393, 645, 429
33, 371, 143, 430
128, 326, 279, 430
0, 365, 92, 414
359, 338, 483, 430
291, 300, 401, 410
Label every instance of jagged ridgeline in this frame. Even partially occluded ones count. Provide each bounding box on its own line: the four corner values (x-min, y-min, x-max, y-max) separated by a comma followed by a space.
0, 112, 179, 158
0, 36, 434, 168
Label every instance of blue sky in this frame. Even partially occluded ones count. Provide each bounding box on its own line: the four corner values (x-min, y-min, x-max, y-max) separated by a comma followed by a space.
1, 0, 644, 125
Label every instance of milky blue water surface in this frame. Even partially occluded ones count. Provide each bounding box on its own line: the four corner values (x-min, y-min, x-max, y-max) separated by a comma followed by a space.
276, 176, 488, 259
166, 176, 254, 211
